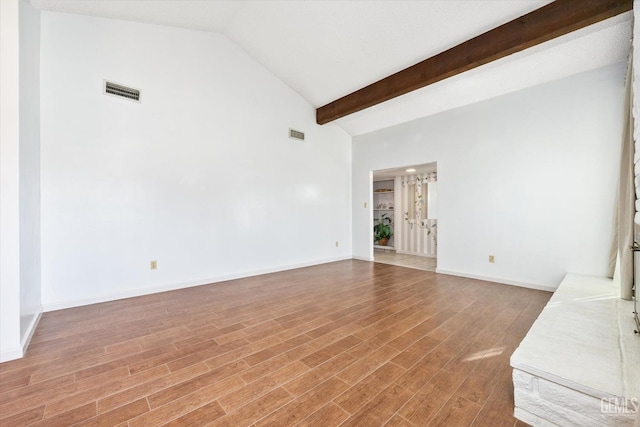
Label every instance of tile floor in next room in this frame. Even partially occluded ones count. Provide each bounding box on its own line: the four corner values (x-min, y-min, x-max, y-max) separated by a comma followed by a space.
0, 260, 548, 426
374, 249, 437, 272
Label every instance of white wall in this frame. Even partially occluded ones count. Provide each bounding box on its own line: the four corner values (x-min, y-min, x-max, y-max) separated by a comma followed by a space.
19, 0, 42, 348
353, 63, 625, 290
40, 12, 351, 309
0, 0, 22, 362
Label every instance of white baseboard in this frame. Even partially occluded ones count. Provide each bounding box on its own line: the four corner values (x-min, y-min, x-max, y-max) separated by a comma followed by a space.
0, 309, 43, 362
435, 268, 557, 292
0, 345, 23, 363
352, 255, 374, 262
43, 256, 352, 312
21, 309, 42, 354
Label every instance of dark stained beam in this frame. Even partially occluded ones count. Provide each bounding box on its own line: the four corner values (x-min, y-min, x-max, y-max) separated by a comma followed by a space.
316, 0, 632, 125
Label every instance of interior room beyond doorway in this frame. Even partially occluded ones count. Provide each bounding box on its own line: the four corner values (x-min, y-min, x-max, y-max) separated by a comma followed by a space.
372, 162, 438, 271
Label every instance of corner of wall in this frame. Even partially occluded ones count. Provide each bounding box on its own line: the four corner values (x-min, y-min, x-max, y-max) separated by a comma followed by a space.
0, 0, 23, 362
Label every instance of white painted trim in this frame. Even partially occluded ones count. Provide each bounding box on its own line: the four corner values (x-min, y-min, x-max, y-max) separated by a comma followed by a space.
352, 255, 374, 262
0, 346, 23, 363
1, 309, 48, 361
435, 268, 557, 292
395, 250, 436, 259
43, 256, 351, 312
20, 309, 42, 353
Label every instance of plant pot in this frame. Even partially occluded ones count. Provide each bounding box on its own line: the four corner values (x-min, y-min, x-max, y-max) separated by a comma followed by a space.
378, 237, 389, 246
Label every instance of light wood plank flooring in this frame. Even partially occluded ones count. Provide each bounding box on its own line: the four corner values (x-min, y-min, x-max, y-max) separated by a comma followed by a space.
0, 260, 549, 426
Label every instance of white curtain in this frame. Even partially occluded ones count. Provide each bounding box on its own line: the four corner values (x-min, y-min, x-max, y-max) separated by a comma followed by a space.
614, 55, 635, 301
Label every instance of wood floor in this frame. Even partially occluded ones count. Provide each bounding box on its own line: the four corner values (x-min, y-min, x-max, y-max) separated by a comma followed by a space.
0, 260, 550, 426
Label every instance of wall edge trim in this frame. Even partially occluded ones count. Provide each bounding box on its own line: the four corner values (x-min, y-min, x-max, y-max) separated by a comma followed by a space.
20, 309, 42, 356
0, 346, 23, 363
351, 255, 374, 262
435, 268, 558, 292
43, 256, 352, 312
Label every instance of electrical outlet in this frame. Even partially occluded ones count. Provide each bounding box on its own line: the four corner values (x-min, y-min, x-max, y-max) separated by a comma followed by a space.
150, 260, 157, 270
364, 202, 367, 208
335, 241, 339, 247
489, 255, 495, 263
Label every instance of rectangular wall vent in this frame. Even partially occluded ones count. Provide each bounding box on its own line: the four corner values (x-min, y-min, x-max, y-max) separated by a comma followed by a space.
104, 80, 140, 102
289, 128, 305, 141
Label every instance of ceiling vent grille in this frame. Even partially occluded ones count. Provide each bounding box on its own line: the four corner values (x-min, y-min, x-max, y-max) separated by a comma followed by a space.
104, 80, 140, 102
289, 128, 305, 141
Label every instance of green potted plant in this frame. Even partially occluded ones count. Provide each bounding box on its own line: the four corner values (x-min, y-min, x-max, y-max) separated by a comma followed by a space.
374, 213, 393, 246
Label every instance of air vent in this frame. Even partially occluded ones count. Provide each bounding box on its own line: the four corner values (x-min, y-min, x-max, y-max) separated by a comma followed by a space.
104, 80, 140, 102
289, 128, 305, 141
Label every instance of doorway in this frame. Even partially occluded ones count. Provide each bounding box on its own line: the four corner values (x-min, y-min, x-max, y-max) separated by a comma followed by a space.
372, 163, 437, 272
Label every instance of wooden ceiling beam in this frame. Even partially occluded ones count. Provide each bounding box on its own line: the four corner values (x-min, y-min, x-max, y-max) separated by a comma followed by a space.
316, 0, 632, 125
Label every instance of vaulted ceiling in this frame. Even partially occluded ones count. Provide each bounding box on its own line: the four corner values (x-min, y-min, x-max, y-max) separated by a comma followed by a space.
30, 0, 632, 136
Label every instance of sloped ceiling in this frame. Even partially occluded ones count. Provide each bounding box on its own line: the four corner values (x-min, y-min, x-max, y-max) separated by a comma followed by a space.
30, 0, 632, 136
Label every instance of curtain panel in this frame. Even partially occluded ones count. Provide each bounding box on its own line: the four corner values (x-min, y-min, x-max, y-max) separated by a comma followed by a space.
619, 54, 635, 301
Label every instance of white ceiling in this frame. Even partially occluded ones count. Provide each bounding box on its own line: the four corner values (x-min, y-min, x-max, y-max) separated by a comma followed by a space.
30, 0, 632, 136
